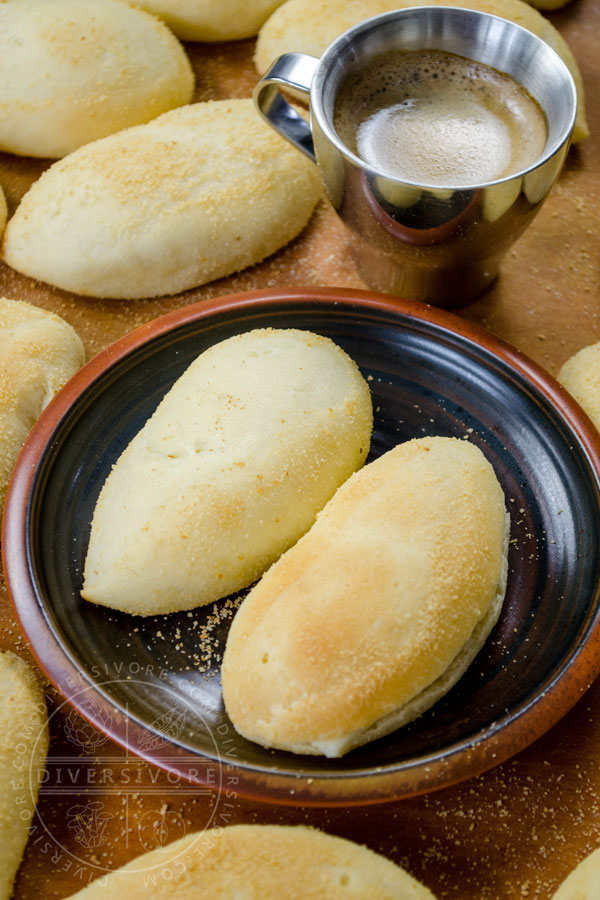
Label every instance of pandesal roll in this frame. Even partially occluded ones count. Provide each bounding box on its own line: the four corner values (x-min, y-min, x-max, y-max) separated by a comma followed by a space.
527, 0, 573, 9
63, 824, 438, 899
135, 0, 288, 41
0, 651, 49, 900
2, 99, 322, 299
82, 328, 372, 616
222, 436, 509, 757
552, 848, 600, 899
0, 298, 85, 518
0, 187, 6, 239
0, 0, 193, 159
558, 341, 600, 431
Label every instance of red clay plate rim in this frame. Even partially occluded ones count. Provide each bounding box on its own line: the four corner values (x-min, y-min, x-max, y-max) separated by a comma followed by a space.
3, 287, 600, 807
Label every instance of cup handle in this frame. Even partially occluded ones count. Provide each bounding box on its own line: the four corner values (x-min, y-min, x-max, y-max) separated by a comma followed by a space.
253, 53, 320, 163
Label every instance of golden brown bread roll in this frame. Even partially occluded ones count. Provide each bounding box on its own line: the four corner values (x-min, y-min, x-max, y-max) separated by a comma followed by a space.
2, 100, 322, 299
63, 824, 439, 899
255, 0, 588, 143
0, 298, 85, 519
82, 328, 372, 615
134, 0, 288, 40
222, 436, 509, 757
0, 651, 49, 900
558, 341, 600, 431
0, 0, 194, 159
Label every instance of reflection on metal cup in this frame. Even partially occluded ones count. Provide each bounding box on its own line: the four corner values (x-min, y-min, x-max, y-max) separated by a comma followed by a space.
254, 6, 577, 307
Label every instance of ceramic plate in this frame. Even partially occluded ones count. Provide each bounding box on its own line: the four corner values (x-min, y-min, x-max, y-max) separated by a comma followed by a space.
4, 288, 600, 806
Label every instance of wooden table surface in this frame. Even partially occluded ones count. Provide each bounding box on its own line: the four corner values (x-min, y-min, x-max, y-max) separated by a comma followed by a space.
1, 3, 598, 897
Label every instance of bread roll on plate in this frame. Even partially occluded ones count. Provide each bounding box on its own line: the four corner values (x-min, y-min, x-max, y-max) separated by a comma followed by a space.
0, 0, 193, 159
2, 99, 322, 299
63, 824, 438, 899
222, 436, 509, 757
135, 0, 288, 41
0, 651, 49, 900
82, 328, 372, 616
256, 0, 588, 143
0, 298, 85, 519
558, 341, 600, 432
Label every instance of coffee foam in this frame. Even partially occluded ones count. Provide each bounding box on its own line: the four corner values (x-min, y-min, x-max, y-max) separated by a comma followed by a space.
334, 50, 548, 187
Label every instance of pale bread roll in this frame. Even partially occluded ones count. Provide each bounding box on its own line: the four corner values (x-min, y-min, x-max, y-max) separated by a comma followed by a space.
222, 436, 509, 757
2, 99, 322, 299
82, 328, 372, 616
0, 651, 49, 900
0, 298, 85, 518
0, 187, 6, 239
256, 0, 588, 143
134, 0, 288, 41
63, 824, 438, 899
0, 0, 194, 159
552, 849, 600, 899
558, 341, 600, 430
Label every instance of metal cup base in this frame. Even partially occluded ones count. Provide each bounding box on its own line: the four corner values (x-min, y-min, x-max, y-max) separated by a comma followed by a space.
351, 237, 499, 308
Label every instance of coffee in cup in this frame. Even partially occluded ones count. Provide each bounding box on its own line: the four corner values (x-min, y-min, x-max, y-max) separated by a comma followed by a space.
254, 7, 577, 306
333, 49, 548, 188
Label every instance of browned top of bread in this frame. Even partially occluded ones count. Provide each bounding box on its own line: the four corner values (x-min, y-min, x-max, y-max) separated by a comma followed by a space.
222, 437, 508, 756
64, 824, 438, 899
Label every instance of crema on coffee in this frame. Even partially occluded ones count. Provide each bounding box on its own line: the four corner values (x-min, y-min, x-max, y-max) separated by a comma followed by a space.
333, 49, 548, 187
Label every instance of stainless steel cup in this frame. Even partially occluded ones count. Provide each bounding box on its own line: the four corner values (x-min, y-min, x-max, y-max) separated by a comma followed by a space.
254, 6, 577, 307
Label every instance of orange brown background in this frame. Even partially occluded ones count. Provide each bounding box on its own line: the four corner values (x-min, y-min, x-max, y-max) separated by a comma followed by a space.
0, 2, 598, 896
